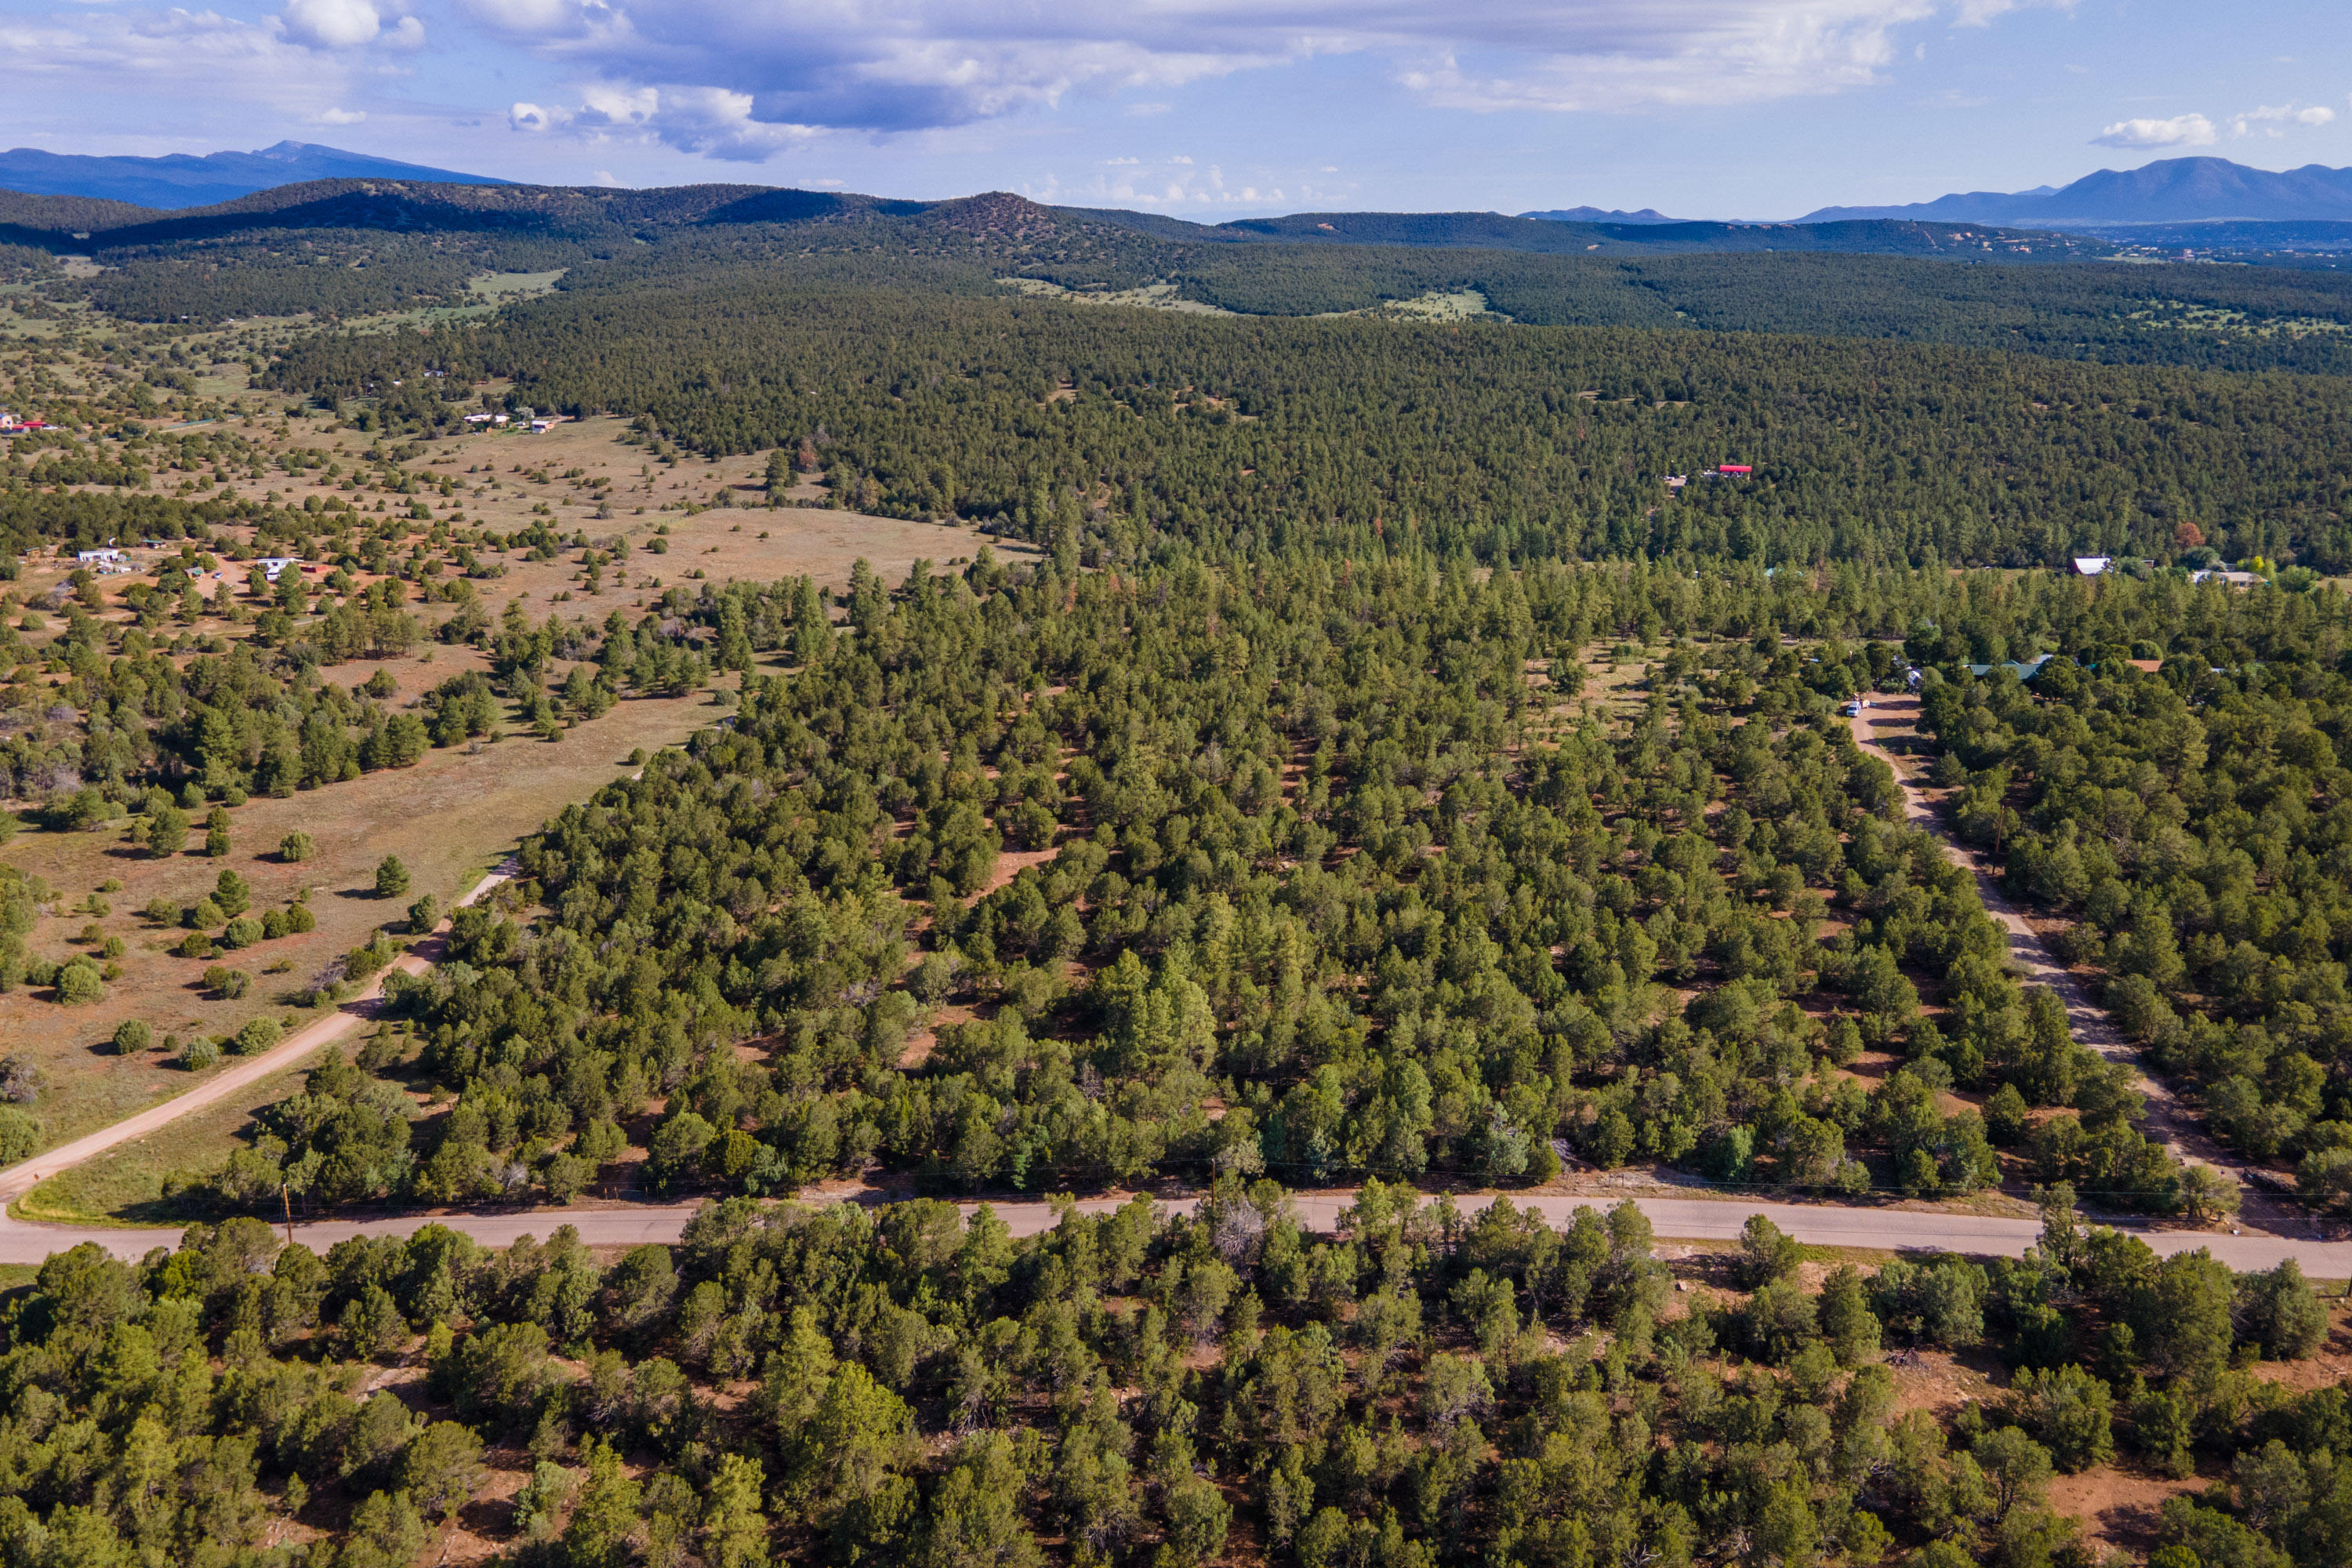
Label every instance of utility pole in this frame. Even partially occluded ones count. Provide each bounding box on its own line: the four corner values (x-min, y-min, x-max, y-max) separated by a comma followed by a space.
281, 1183, 296, 1250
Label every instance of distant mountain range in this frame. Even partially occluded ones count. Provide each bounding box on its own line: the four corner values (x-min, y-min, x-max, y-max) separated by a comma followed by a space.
0, 142, 506, 210
1, 148, 2343, 263
1519, 206, 1679, 225
1799, 157, 2352, 227
0, 178, 2114, 277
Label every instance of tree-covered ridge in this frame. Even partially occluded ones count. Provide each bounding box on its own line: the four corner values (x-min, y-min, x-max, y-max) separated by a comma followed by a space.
0, 1184, 2343, 1568
263, 283, 2352, 570
16, 169, 2352, 377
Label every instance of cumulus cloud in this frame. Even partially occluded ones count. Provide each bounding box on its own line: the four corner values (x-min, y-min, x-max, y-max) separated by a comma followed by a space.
514, 82, 813, 158
0, 4, 381, 111
2092, 113, 2217, 148
2092, 100, 2336, 149
465, 0, 2031, 157
314, 106, 368, 124
2230, 102, 2334, 136
280, 0, 383, 49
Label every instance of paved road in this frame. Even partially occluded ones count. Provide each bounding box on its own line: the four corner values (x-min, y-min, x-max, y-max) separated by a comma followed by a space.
0, 865, 515, 1213
9, 1183, 2351, 1274
1849, 694, 2306, 1234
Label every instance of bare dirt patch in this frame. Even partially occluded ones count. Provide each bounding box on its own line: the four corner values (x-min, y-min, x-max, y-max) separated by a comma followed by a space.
2047, 1463, 2214, 1558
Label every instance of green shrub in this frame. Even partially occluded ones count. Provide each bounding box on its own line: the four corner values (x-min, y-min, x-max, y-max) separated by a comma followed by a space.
201, 966, 252, 1000
111, 1020, 152, 1055
54, 960, 104, 1005
235, 1017, 284, 1055
0, 1104, 41, 1164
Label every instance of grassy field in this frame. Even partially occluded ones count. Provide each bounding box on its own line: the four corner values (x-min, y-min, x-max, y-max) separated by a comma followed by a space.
2, 318, 1040, 1202
0, 683, 719, 1154
14, 1055, 318, 1225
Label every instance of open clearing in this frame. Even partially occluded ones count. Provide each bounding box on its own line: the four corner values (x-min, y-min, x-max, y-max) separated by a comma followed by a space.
1, 685, 712, 1154
16, 1054, 316, 1224
5, 388, 1037, 1172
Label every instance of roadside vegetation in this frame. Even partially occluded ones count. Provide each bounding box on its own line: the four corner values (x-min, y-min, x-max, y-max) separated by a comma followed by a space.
0, 1185, 2343, 1568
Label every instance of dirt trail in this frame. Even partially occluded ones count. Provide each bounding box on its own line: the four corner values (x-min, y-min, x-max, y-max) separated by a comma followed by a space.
0, 863, 516, 1209
1848, 692, 2310, 1236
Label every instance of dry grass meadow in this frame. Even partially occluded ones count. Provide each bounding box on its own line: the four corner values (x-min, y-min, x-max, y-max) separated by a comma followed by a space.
4, 383, 1037, 1203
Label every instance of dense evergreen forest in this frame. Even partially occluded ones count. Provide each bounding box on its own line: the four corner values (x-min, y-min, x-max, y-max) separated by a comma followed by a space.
7, 175, 2352, 377
12, 173, 2352, 1568
0, 1183, 2343, 1568
106, 556, 2204, 1221
261, 281, 2352, 569
1908, 575, 2352, 1209
11, 552, 2352, 1568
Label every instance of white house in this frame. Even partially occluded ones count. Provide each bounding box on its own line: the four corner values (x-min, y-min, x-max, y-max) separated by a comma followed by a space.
75, 548, 125, 565
255, 556, 303, 581
2071, 557, 2112, 576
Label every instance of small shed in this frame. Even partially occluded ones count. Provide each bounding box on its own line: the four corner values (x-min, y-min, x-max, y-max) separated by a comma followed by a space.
2071, 557, 2112, 576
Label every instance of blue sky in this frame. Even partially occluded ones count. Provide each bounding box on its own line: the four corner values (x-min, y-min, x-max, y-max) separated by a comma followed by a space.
2, 0, 2348, 217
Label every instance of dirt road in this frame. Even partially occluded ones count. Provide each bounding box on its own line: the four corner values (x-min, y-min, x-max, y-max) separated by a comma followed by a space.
0, 863, 515, 1211
6, 1183, 2350, 1274
0, 725, 2333, 1274
1847, 693, 2303, 1232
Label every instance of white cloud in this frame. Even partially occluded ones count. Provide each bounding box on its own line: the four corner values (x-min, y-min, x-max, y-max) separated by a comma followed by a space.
280, 0, 382, 49
1104, 154, 1138, 165
314, 106, 367, 124
2092, 113, 2216, 148
2230, 102, 2335, 134
513, 80, 815, 159
452, 0, 2039, 150
2089, 101, 2333, 149
0, 4, 385, 112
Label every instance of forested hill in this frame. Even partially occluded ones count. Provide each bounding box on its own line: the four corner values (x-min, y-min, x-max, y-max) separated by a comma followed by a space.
9, 173, 2352, 379
0, 177, 2100, 263
263, 280, 2352, 571
1069, 205, 2111, 261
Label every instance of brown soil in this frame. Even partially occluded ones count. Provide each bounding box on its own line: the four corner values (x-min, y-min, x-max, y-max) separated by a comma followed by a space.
2047, 1462, 2213, 1558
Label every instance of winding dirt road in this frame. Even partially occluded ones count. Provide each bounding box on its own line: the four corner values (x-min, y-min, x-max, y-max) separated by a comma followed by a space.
0, 863, 515, 1214
1848, 693, 2307, 1235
